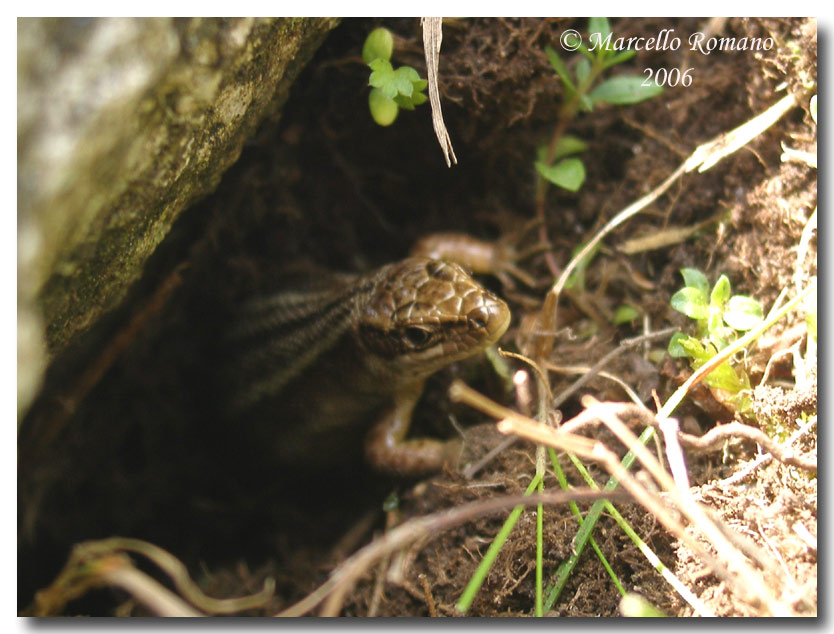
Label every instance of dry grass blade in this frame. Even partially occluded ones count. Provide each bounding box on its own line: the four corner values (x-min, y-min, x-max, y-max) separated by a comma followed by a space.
422, 17, 457, 167
102, 566, 204, 617
28, 551, 203, 617
685, 92, 799, 173
618, 213, 724, 255
27, 537, 275, 617
451, 380, 797, 615
464, 329, 673, 480
581, 397, 794, 615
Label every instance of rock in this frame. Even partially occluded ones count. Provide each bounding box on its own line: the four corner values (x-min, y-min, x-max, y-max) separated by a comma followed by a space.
17, 17, 339, 417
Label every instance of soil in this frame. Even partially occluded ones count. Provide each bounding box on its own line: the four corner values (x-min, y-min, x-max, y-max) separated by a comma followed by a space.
18, 17, 817, 617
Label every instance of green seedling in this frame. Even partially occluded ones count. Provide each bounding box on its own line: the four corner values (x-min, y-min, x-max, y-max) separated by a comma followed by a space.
564, 240, 599, 293
668, 268, 763, 412
613, 304, 640, 326
562, 241, 641, 327
536, 18, 663, 193
363, 27, 427, 126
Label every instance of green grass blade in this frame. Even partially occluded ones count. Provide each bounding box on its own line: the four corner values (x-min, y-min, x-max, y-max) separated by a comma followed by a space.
536, 476, 544, 616
543, 426, 656, 611
455, 472, 543, 614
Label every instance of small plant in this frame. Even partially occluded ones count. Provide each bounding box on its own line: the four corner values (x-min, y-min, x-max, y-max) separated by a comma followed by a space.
363, 27, 427, 126
564, 240, 599, 293
668, 268, 764, 412
613, 304, 640, 326
536, 18, 664, 192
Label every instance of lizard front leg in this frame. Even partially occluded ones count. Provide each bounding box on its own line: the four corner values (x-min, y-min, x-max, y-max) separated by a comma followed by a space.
364, 380, 462, 476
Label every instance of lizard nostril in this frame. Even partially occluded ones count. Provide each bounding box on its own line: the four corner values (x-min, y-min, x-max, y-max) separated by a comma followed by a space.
467, 296, 510, 340
468, 307, 488, 331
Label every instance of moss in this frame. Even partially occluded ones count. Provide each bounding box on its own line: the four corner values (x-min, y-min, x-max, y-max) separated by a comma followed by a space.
20, 18, 340, 361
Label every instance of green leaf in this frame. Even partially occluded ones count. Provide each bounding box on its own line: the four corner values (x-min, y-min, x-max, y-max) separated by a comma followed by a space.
709, 274, 731, 307
394, 73, 427, 110
700, 359, 751, 394
602, 49, 636, 69
392, 66, 417, 97
368, 58, 394, 90
588, 75, 663, 105
552, 135, 588, 161
588, 17, 611, 51
565, 241, 600, 292
680, 268, 709, 297
707, 307, 724, 342
613, 304, 640, 325
397, 66, 419, 81
363, 27, 394, 64
394, 91, 427, 109
545, 46, 576, 93
670, 287, 709, 320
535, 157, 586, 192
368, 88, 399, 126
370, 62, 424, 102
588, 17, 611, 40
731, 391, 753, 415
673, 335, 714, 362
707, 325, 735, 351
368, 57, 392, 74
573, 38, 594, 61
578, 95, 595, 112
667, 332, 689, 358
724, 295, 764, 331
575, 57, 592, 86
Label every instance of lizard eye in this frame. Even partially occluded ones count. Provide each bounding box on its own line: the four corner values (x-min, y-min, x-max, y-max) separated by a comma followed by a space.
403, 326, 434, 349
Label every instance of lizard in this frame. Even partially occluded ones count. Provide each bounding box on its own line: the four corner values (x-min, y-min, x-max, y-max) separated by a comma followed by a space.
224, 252, 511, 476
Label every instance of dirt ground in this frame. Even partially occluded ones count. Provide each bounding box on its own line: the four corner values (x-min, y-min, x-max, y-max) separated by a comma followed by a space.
19, 17, 817, 617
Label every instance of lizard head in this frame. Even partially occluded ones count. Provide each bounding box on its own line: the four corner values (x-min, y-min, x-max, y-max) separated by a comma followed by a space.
357, 257, 510, 384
